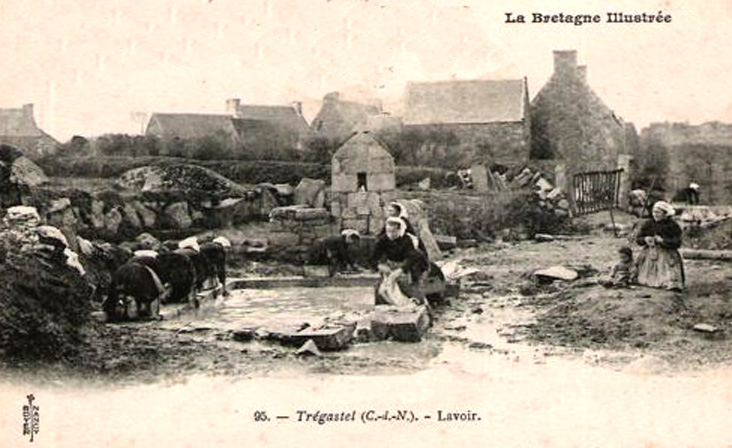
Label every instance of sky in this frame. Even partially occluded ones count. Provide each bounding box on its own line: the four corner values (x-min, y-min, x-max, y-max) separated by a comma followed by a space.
2, 0, 732, 141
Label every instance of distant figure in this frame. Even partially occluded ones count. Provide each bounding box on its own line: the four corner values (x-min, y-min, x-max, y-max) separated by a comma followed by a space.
601, 246, 637, 288
635, 201, 685, 291
688, 182, 700, 205
674, 182, 701, 205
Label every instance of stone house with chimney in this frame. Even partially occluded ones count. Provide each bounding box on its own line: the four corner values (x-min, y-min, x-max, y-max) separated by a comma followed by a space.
0, 104, 58, 158
530, 50, 634, 172
146, 99, 311, 158
401, 78, 532, 167
310, 92, 387, 145
145, 113, 243, 154
226, 98, 311, 155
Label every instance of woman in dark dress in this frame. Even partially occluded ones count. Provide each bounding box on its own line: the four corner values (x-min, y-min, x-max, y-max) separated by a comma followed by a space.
635, 201, 685, 291
371, 217, 429, 305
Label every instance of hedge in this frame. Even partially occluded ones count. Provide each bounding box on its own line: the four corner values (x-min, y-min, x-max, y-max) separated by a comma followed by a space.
36, 155, 453, 188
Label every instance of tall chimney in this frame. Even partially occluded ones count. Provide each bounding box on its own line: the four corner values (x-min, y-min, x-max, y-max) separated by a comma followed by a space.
22, 103, 35, 120
291, 101, 303, 115
577, 65, 587, 83
225, 98, 241, 117
553, 50, 578, 75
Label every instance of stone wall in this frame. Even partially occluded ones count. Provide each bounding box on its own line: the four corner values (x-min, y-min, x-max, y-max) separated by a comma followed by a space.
404, 121, 530, 167
641, 122, 732, 204
15, 186, 280, 244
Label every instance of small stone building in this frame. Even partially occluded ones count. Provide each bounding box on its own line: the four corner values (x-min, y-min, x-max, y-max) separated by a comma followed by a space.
330, 132, 397, 234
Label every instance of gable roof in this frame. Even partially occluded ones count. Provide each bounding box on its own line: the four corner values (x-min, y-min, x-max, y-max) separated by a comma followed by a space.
0, 108, 47, 137
333, 131, 393, 161
236, 105, 310, 136
403, 79, 527, 126
147, 113, 240, 141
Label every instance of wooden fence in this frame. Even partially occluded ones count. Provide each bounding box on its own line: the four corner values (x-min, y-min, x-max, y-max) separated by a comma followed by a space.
572, 169, 623, 215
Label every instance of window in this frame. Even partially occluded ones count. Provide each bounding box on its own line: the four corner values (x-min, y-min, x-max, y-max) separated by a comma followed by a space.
357, 172, 368, 191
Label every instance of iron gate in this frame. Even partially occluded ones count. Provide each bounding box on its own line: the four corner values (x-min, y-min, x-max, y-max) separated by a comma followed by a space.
572, 169, 623, 215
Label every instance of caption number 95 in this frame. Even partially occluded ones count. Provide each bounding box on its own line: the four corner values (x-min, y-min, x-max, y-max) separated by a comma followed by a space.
253, 411, 270, 422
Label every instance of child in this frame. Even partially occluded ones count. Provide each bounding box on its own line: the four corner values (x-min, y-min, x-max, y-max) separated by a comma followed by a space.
601, 246, 637, 288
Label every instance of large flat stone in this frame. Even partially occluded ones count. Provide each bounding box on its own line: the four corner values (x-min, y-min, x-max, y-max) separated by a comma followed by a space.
370, 305, 431, 342
267, 323, 356, 351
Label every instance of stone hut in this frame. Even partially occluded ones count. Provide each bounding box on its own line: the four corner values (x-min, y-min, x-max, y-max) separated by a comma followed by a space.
330, 132, 397, 234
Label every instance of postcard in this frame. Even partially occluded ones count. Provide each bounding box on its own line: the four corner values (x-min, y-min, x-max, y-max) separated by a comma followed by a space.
1, 0, 731, 447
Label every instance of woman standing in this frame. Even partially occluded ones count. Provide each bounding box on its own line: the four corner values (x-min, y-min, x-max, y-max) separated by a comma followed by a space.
635, 201, 685, 291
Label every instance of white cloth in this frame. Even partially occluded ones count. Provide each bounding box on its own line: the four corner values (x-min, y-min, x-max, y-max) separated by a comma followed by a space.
213, 236, 231, 247
377, 268, 411, 306
178, 236, 200, 252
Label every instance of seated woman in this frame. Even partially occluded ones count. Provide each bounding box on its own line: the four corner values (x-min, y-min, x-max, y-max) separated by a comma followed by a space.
371, 217, 429, 306
635, 201, 685, 291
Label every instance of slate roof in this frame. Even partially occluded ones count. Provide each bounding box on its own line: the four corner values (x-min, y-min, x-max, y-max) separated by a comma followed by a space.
146, 113, 240, 141
236, 105, 310, 137
403, 79, 527, 126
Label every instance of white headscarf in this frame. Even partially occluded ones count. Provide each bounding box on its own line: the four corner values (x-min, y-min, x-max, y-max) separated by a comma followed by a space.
652, 201, 676, 219
213, 236, 232, 247
178, 236, 200, 252
689, 182, 700, 190
388, 202, 408, 219
385, 217, 406, 238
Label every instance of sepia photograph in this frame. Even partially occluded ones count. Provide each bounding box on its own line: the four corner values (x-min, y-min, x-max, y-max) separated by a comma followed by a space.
1, 0, 732, 446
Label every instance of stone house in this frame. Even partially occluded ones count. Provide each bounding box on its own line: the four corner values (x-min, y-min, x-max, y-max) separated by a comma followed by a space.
310, 92, 386, 145
145, 113, 243, 153
0, 104, 58, 158
640, 121, 732, 204
330, 131, 397, 235
401, 78, 532, 167
530, 50, 634, 172
226, 98, 311, 154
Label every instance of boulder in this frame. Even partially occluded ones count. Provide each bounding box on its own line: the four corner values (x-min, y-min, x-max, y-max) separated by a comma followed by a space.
118, 164, 247, 196
296, 339, 322, 357
275, 183, 294, 197
370, 305, 431, 342
104, 208, 123, 234
533, 266, 578, 282
132, 201, 157, 228
122, 203, 142, 229
164, 201, 192, 229
4, 205, 41, 228
47, 198, 72, 214
90, 200, 105, 229
9, 156, 48, 187
294, 178, 326, 208
417, 177, 431, 191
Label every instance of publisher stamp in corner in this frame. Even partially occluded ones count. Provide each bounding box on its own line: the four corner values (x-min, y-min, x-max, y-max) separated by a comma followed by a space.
22, 394, 40, 442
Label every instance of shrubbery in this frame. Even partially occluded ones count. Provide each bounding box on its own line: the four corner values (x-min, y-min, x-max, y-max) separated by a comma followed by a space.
0, 229, 94, 361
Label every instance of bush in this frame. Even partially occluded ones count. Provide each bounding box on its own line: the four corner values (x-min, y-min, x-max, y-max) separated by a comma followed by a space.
36, 156, 331, 186
395, 166, 451, 189
0, 232, 93, 361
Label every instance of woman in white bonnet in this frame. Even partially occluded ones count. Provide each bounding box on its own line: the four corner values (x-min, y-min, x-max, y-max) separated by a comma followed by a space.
635, 200, 685, 291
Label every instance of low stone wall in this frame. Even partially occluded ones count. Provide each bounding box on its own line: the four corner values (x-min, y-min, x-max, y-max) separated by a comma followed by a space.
15, 185, 281, 244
